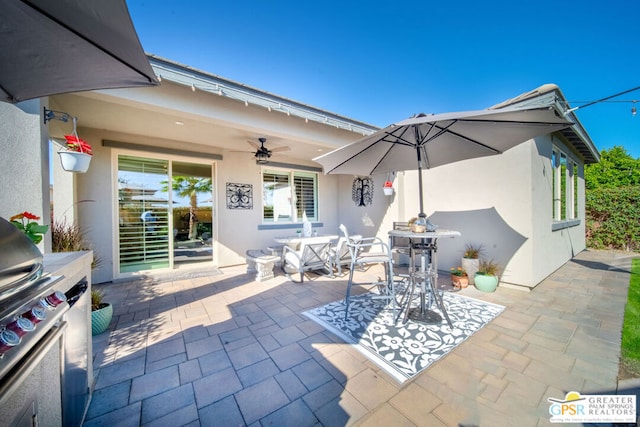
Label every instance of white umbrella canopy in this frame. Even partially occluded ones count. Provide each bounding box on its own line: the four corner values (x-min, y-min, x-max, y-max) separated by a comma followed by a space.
0, 0, 158, 103
313, 106, 573, 218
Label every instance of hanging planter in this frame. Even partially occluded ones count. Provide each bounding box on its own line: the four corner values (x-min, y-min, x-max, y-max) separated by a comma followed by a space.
383, 181, 394, 196
59, 151, 92, 173
58, 118, 93, 173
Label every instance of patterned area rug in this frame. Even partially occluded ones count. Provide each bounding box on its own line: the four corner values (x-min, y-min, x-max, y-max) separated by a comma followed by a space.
303, 292, 504, 383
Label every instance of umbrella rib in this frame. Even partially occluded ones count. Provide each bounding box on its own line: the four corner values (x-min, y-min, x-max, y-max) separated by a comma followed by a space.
426, 120, 502, 154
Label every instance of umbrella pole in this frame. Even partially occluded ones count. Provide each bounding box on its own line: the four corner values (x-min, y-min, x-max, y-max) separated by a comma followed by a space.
416, 146, 425, 217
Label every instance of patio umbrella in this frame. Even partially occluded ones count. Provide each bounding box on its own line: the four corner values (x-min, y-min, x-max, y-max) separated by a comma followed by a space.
313, 106, 573, 219
0, 0, 158, 103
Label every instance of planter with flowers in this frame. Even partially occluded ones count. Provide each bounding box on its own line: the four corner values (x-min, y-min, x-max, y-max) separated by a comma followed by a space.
474, 259, 500, 292
461, 243, 483, 285
10, 211, 48, 245
450, 266, 468, 289
91, 288, 112, 335
59, 134, 93, 173
382, 180, 394, 196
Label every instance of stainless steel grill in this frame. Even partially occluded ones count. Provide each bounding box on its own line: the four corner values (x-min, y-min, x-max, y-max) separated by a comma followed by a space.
0, 216, 91, 426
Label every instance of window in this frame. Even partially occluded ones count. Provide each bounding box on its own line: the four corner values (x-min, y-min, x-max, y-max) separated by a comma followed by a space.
552, 146, 579, 222
263, 169, 317, 222
573, 162, 579, 219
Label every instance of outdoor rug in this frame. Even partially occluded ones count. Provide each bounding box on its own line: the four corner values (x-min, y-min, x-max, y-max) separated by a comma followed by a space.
303, 292, 504, 383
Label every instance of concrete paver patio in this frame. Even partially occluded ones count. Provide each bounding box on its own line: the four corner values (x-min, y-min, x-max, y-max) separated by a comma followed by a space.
83, 250, 638, 426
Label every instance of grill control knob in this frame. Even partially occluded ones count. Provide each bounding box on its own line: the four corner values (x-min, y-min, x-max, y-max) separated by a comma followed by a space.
23, 307, 47, 325
6, 317, 35, 338
42, 291, 67, 309
0, 329, 21, 355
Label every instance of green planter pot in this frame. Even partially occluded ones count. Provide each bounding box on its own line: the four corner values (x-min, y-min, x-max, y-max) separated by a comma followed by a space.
91, 303, 113, 335
474, 274, 498, 292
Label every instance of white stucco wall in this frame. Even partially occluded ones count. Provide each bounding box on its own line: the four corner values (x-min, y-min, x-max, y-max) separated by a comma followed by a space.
0, 99, 51, 252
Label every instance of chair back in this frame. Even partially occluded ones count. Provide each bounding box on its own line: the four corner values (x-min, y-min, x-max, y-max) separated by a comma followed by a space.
339, 224, 349, 240
299, 241, 331, 270
390, 222, 411, 249
390, 221, 411, 266
339, 224, 361, 260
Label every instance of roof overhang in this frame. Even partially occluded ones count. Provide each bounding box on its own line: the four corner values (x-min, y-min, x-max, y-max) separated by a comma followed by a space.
147, 55, 378, 137
490, 84, 600, 164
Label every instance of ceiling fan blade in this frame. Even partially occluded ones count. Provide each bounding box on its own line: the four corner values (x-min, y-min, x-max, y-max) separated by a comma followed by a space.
270, 146, 290, 152
247, 140, 261, 150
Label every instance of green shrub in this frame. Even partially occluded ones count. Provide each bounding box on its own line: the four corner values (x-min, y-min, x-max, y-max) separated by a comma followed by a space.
586, 186, 640, 252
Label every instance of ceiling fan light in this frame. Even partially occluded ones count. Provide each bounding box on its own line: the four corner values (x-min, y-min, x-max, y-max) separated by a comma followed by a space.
255, 151, 269, 164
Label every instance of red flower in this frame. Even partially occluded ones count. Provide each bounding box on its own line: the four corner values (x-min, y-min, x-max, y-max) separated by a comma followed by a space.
10, 212, 48, 244
10, 211, 40, 221
64, 135, 93, 155
23, 211, 40, 220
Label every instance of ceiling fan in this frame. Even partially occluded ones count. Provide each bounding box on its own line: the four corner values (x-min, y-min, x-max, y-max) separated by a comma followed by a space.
248, 137, 289, 164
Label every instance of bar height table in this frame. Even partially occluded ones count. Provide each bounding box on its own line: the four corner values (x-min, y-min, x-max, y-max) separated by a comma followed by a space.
388, 229, 460, 328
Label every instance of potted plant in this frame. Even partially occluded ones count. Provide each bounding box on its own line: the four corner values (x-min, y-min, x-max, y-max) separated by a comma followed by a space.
10, 211, 49, 245
474, 258, 500, 292
382, 180, 394, 196
58, 134, 93, 173
461, 243, 483, 285
91, 288, 112, 335
449, 266, 468, 289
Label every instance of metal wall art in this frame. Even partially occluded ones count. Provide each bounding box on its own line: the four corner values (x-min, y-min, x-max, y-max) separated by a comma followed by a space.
352, 177, 373, 207
226, 182, 253, 209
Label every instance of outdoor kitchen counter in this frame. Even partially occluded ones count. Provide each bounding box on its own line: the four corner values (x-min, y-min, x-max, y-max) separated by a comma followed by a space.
43, 250, 94, 426
43, 251, 93, 286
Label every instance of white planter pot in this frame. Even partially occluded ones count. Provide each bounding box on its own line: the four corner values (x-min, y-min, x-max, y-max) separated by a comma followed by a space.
383, 187, 393, 196
461, 257, 479, 285
59, 151, 92, 173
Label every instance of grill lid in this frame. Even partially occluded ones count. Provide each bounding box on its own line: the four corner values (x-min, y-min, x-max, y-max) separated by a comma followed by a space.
0, 216, 44, 297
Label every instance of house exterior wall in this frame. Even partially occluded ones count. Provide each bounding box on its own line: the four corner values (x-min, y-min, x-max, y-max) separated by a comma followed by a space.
530, 135, 587, 286
0, 99, 51, 252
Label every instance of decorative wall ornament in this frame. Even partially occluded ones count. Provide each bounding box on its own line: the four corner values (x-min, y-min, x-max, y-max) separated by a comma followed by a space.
352, 177, 373, 207
226, 182, 253, 209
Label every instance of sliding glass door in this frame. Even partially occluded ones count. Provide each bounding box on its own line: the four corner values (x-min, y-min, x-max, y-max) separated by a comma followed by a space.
117, 155, 214, 274
118, 155, 170, 272
171, 161, 213, 268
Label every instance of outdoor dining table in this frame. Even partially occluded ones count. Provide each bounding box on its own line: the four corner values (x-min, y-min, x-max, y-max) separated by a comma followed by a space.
273, 234, 339, 250
388, 229, 461, 328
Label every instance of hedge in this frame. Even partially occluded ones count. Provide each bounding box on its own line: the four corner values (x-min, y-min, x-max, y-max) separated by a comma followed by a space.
586, 186, 640, 252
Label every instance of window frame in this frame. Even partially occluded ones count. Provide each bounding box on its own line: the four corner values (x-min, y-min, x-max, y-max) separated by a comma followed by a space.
261, 166, 318, 224
551, 145, 581, 230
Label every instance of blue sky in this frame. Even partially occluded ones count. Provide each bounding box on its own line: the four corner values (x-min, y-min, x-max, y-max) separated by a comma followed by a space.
128, 1, 640, 158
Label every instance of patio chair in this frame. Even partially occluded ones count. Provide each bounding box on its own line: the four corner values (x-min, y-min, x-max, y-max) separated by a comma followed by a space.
390, 222, 411, 269
339, 224, 397, 320
329, 234, 362, 275
282, 240, 333, 283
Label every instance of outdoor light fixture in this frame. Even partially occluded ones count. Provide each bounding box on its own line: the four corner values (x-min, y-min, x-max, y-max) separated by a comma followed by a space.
564, 85, 640, 116
255, 151, 269, 164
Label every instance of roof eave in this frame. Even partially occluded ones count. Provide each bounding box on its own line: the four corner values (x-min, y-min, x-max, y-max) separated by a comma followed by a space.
490, 84, 600, 164
146, 54, 378, 137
